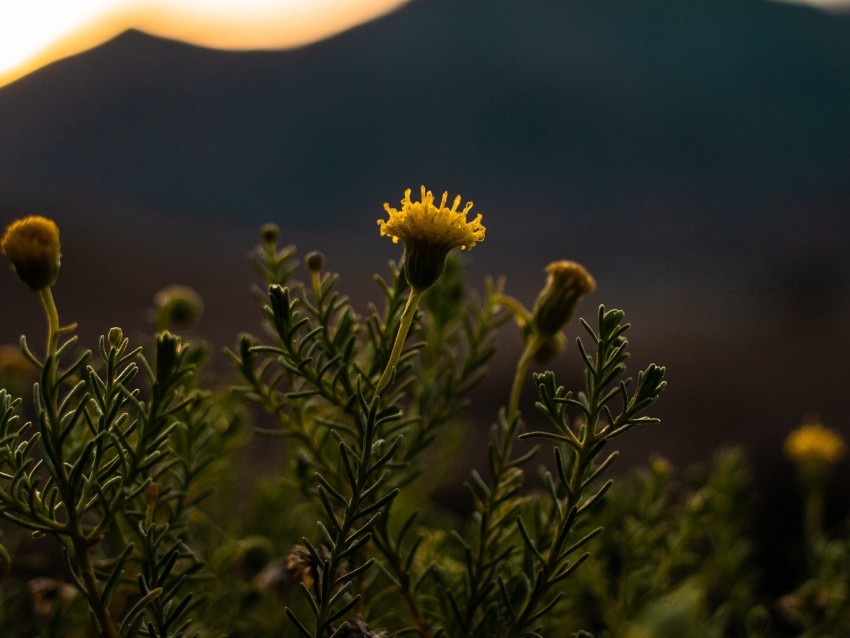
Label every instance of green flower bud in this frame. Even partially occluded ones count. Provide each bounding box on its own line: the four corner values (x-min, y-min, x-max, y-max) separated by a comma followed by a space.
153, 284, 204, 330
107, 327, 124, 348
1, 216, 61, 290
260, 223, 280, 245
532, 260, 595, 337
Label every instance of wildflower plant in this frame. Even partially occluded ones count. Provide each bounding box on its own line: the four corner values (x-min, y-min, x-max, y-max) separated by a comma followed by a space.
12, 184, 812, 638
224, 186, 666, 638
0, 218, 241, 636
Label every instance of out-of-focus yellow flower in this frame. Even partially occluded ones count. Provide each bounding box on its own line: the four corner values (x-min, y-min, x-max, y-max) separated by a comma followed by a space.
532, 260, 596, 337
784, 422, 846, 467
378, 186, 485, 291
1, 216, 61, 290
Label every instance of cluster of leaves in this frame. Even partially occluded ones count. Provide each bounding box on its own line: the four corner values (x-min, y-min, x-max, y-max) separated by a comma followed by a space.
776, 531, 850, 637
422, 307, 666, 638
556, 449, 767, 638
0, 322, 242, 636
217, 228, 669, 637
228, 235, 509, 637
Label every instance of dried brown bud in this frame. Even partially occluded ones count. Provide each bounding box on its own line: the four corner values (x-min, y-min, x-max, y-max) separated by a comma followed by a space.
286, 545, 318, 591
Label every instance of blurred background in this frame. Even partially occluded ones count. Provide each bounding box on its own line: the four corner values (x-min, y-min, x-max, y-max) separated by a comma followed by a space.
1, 0, 849, 593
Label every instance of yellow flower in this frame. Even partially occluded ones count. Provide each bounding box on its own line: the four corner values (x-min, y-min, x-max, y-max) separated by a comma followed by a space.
531, 260, 596, 337
378, 186, 485, 291
784, 422, 846, 467
1, 216, 61, 290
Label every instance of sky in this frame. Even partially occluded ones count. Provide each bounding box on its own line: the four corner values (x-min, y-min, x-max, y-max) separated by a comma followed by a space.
0, 0, 409, 87
1, 0, 849, 88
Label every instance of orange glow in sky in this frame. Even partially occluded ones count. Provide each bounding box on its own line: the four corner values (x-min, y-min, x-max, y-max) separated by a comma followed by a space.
0, 0, 410, 88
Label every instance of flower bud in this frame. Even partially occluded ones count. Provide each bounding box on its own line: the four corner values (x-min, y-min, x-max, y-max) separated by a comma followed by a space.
1, 216, 61, 290
532, 260, 595, 337
305, 251, 325, 273
260, 223, 280, 245
107, 327, 124, 348
153, 284, 204, 329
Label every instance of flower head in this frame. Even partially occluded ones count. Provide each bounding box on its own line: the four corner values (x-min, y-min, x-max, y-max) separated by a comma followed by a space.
378, 186, 485, 291
1, 216, 61, 290
532, 260, 596, 337
784, 422, 846, 468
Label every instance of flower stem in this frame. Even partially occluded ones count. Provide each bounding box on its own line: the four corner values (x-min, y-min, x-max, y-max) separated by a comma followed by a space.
37, 286, 120, 638
803, 482, 824, 558
507, 334, 542, 423
38, 286, 60, 379
375, 288, 423, 397
311, 270, 322, 305
491, 292, 532, 325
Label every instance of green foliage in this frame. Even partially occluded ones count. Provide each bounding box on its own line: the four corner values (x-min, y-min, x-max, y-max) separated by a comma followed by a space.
1, 219, 844, 638
0, 322, 241, 637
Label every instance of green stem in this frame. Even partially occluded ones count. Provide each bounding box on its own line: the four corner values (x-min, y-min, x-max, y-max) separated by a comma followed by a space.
311, 271, 322, 306
313, 400, 382, 636
72, 536, 120, 638
37, 287, 120, 638
507, 334, 542, 423
459, 411, 522, 635
38, 286, 60, 384
491, 293, 532, 325
803, 482, 824, 558
374, 288, 423, 397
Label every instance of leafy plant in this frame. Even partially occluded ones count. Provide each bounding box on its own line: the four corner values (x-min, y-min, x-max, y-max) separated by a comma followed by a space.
1, 188, 840, 638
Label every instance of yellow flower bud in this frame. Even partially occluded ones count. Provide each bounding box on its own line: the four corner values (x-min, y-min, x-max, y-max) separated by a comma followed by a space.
1, 216, 61, 290
532, 260, 595, 337
378, 186, 485, 291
